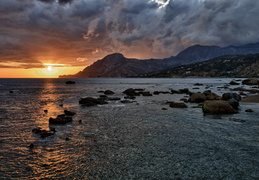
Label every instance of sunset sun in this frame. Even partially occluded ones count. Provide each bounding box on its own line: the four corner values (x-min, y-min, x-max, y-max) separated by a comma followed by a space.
46, 66, 53, 72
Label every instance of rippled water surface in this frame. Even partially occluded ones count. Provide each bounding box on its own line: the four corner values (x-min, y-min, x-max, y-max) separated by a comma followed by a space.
0, 78, 259, 179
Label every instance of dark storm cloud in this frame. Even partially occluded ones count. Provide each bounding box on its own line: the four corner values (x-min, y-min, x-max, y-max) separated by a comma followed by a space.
37, 0, 55, 3
1, 0, 259, 68
58, 0, 74, 5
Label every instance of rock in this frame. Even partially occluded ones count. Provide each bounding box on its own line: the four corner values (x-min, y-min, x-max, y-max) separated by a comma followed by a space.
44, 110, 48, 113
79, 97, 108, 106
179, 88, 190, 94
107, 97, 121, 101
78, 120, 82, 123
9, 91, 14, 93
232, 87, 259, 94
245, 109, 254, 112
180, 98, 188, 102
32, 127, 55, 138
202, 100, 237, 114
229, 81, 239, 85
124, 96, 136, 100
162, 108, 168, 110
104, 90, 115, 95
170, 89, 180, 94
49, 116, 73, 124
194, 83, 203, 86
65, 81, 76, 84
65, 137, 70, 141
64, 110, 76, 116
97, 90, 104, 93
242, 95, 259, 103
120, 100, 134, 104
141, 91, 153, 96
222, 93, 241, 109
228, 118, 246, 123
169, 102, 188, 108
29, 144, 34, 148
153, 91, 170, 95
134, 88, 145, 91
242, 78, 259, 85
189, 93, 207, 103
227, 99, 240, 109
222, 93, 241, 102
99, 95, 108, 98
123, 88, 140, 96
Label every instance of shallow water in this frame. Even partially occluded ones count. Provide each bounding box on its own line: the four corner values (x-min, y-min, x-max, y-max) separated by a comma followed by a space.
0, 78, 259, 179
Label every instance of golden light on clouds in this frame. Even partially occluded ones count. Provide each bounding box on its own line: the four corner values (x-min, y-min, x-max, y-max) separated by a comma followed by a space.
0, 66, 84, 78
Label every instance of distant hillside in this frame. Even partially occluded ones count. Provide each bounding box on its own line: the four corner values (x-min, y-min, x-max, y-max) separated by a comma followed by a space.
146, 54, 259, 78
60, 42, 259, 78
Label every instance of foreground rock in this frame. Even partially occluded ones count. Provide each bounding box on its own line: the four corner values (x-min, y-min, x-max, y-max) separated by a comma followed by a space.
79, 97, 108, 106
202, 100, 237, 114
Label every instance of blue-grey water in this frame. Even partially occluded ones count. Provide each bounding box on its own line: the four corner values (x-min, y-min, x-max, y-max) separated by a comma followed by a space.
0, 78, 259, 179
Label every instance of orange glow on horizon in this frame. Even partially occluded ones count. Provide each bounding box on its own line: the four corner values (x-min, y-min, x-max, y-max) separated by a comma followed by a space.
0, 66, 84, 78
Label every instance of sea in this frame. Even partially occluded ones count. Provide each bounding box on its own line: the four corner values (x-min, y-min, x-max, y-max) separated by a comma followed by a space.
0, 78, 259, 180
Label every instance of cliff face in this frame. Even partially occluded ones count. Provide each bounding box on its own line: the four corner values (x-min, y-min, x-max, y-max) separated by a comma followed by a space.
60, 42, 259, 78
147, 54, 259, 78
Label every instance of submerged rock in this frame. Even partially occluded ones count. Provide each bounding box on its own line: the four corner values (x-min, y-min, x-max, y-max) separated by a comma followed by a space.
169, 102, 187, 108
245, 109, 254, 112
202, 100, 237, 114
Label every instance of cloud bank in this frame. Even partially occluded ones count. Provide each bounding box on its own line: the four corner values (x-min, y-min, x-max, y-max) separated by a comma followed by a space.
1, 0, 259, 68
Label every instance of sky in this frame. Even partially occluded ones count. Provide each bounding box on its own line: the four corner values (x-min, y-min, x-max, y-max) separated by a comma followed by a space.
1, 0, 259, 78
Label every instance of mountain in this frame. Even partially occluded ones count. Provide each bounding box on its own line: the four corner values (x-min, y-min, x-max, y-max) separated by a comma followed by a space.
146, 54, 259, 78
60, 42, 259, 78
60, 53, 171, 78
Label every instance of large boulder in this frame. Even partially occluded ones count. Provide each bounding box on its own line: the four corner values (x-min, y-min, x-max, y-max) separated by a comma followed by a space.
202, 100, 237, 114
79, 97, 108, 106
189, 93, 207, 103
242, 78, 259, 85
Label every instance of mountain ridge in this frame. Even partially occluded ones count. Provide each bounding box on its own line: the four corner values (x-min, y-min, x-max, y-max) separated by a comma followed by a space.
59, 42, 259, 78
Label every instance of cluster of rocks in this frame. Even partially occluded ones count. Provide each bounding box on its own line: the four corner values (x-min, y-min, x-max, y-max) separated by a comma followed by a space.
31, 110, 76, 140
49, 110, 76, 124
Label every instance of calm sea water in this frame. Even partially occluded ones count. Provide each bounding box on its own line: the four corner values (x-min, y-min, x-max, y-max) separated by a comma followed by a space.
0, 78, 259, 179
